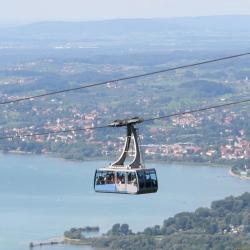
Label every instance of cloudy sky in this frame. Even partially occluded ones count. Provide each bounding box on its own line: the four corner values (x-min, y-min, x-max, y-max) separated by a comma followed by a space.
1, 0, 250, 23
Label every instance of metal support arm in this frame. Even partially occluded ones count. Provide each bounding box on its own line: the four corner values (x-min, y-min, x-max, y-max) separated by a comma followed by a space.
111, 124, 143, 169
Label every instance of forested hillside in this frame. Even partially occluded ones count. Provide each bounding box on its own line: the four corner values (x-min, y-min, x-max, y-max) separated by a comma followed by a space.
91, 192, 250, 250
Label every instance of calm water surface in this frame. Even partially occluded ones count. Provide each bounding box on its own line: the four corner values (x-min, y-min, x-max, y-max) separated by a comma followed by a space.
0, 153, 249, 250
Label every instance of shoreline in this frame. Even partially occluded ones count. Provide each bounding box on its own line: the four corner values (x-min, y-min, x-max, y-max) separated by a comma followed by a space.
229, 168, 250, 180
0, 150, 231, 169
29, 236, 64, 248
64, 237, 92, 245
29, 236, 93, 249
7, 149, 248, 183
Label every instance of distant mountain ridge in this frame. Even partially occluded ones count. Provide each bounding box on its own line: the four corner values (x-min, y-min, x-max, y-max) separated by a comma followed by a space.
1, 15, 250, 40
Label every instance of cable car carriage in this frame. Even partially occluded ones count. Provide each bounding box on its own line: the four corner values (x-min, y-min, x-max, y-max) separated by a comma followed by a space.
94, 117, 158, 194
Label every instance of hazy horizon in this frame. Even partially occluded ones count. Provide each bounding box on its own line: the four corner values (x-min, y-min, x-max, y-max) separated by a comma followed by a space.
1, 0, 250, 24
1, 14, 250, 28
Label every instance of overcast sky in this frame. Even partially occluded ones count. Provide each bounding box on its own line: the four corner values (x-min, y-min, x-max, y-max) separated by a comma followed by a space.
1, 0, 250, 23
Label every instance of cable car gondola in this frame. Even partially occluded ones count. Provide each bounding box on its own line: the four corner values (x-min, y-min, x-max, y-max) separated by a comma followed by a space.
94, 117, 158, 194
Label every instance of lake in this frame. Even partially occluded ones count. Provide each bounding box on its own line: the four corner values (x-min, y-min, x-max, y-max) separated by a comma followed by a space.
0, 153, 249, 250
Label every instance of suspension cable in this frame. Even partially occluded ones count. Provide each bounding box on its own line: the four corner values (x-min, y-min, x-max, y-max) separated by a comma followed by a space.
1, 97, 250, 141
0, 52, 249, 106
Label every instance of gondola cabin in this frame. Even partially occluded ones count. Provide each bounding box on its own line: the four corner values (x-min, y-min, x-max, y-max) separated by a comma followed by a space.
94, 168, 158, 194
94, 117, 158, 195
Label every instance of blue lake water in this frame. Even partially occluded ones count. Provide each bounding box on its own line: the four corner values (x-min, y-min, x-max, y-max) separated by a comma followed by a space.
0, 153, 249, 250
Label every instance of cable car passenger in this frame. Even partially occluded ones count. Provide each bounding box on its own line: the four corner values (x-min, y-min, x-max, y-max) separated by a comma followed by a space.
128, 172, 137, 186
127, 171, 138, 193
95, 170, 116, 192
116, 171, 126, 192
95, 171, 105, 185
